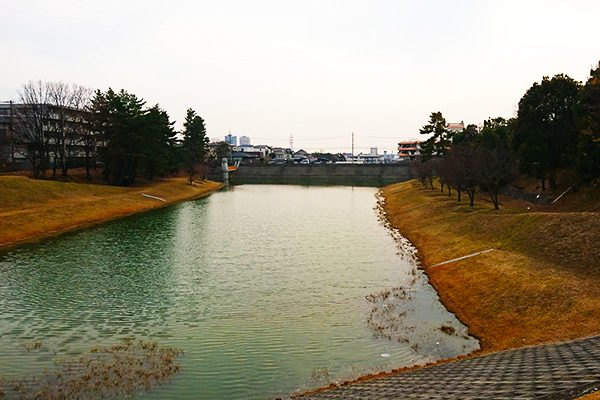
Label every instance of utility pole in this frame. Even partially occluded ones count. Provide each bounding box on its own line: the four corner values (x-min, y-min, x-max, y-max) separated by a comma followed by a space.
9, 100, 14, 168
351, 131, 354, 163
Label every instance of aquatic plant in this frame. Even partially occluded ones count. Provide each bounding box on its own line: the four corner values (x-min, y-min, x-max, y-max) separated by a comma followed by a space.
23, 340, 43, 352
0, 338, 183, 399
439, 325, 456, 336
366, 286, 415, 343
311, 367, 332, 382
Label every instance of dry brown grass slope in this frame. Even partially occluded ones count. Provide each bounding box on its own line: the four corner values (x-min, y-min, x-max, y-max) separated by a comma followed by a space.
0, 175, 224, 248
381, 180, 600, 353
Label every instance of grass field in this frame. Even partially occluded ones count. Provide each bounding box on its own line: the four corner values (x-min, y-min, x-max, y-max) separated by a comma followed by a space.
381, 180, 600, 353
0, 175, 224, 248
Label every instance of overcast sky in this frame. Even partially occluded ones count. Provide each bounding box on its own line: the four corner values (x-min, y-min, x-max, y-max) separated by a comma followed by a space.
1, 0, 598, 153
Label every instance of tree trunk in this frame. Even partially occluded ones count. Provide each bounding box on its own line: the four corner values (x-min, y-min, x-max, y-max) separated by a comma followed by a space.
52, 154, 58, 179
457, 189, 461, 202
467, 189, 475, 207
490, 190, 499, 210
85, 149, 91, 180
31, 153, 39, 179
61, 159, 68, 177
549, 174, 557, 190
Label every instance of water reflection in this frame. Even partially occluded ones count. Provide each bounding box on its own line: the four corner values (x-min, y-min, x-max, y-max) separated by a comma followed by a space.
0, 185, 478, 399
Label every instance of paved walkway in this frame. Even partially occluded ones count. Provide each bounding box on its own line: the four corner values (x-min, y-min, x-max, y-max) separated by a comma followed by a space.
300, 336, 600, 399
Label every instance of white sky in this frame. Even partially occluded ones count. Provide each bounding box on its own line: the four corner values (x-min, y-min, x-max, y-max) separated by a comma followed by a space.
1, 0, 598, 154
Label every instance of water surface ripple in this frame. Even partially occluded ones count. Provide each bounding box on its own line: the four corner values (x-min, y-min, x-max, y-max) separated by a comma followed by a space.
0, 185, 478, 399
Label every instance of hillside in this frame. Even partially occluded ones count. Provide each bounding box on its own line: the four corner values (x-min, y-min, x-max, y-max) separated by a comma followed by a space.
0, 175, 223, 248
381, 180, 600, 352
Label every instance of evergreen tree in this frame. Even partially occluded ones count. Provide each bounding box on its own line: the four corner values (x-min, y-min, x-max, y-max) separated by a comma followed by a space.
419, 112, 452, 160
181, 108, 209, 185
141, 105, 178, 180
452, 124, 480, 145
91, 89, 147, 186
513, 74, 580, 190
576, 62, 600, 182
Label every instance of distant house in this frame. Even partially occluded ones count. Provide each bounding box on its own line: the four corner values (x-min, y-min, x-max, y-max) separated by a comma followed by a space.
293, 149, 309, 159
382, 151, 399, 163
271, 147, 293, 160
207, 141, 233, 160
397, 141, 422, 162
355, 153, 383, 164
233, 145, 271, 160
253, 144, 272, 158
447, 122, 465, 133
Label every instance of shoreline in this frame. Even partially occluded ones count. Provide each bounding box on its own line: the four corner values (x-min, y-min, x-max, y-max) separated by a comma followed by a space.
380, 180, 599, 353
294, 179, 599, 397
0, 176, 225, 250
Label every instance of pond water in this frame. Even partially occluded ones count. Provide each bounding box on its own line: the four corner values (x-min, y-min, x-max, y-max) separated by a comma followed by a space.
0, 185, 478, 399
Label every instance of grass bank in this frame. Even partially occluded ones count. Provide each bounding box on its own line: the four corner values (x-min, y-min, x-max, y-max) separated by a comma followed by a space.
381, 180, 600, 353
0, 175, 224, 248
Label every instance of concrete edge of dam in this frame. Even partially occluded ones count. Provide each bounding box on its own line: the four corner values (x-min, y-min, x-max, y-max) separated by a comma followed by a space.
207, 163, 414, 186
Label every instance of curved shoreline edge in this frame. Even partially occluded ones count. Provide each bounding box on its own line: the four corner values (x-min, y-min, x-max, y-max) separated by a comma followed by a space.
0, 176, 225, 251
291, 179, 600, 398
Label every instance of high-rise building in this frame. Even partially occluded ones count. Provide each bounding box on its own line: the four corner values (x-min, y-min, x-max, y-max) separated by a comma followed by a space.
239, 136, 251, 146
224, 134, 237, 146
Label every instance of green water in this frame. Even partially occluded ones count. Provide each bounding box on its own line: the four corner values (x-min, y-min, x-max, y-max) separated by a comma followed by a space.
0, 185, 478, 399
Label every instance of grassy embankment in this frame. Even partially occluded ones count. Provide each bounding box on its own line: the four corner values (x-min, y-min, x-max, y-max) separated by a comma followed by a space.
381, 179, 600, 353
0, 175, 223, 248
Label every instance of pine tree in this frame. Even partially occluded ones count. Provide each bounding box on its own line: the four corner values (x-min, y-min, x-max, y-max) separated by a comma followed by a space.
181, 108, 209, 185
419, 112, 452, 160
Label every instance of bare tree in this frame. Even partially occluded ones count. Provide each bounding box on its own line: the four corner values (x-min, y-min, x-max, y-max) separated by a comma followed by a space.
46, 82, 94, 177
47, 82, 70, 177
430, 157, 446, 193
480, 146, 515, 210
461, 145, 484, 207
411, 159, 429, 188
411, 159, 435, 189
443, 144, 484, 206
443, 149, 465, 202
70, 85, 94, 180
14, 81, 52, 178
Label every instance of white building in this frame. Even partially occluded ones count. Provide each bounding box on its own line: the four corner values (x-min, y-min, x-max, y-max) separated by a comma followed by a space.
272, 147, 293, 160
239, 136, 251, 146
233, 145, 270, 159
382, 151, 399, 163
356, 152, 383, 164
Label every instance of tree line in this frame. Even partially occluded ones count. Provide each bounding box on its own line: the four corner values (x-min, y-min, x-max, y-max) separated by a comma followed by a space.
413, 61, 600, 209
12, 82, 210, 186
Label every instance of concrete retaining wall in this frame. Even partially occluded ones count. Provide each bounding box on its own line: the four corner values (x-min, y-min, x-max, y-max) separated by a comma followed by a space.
209, 164, 413, 186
